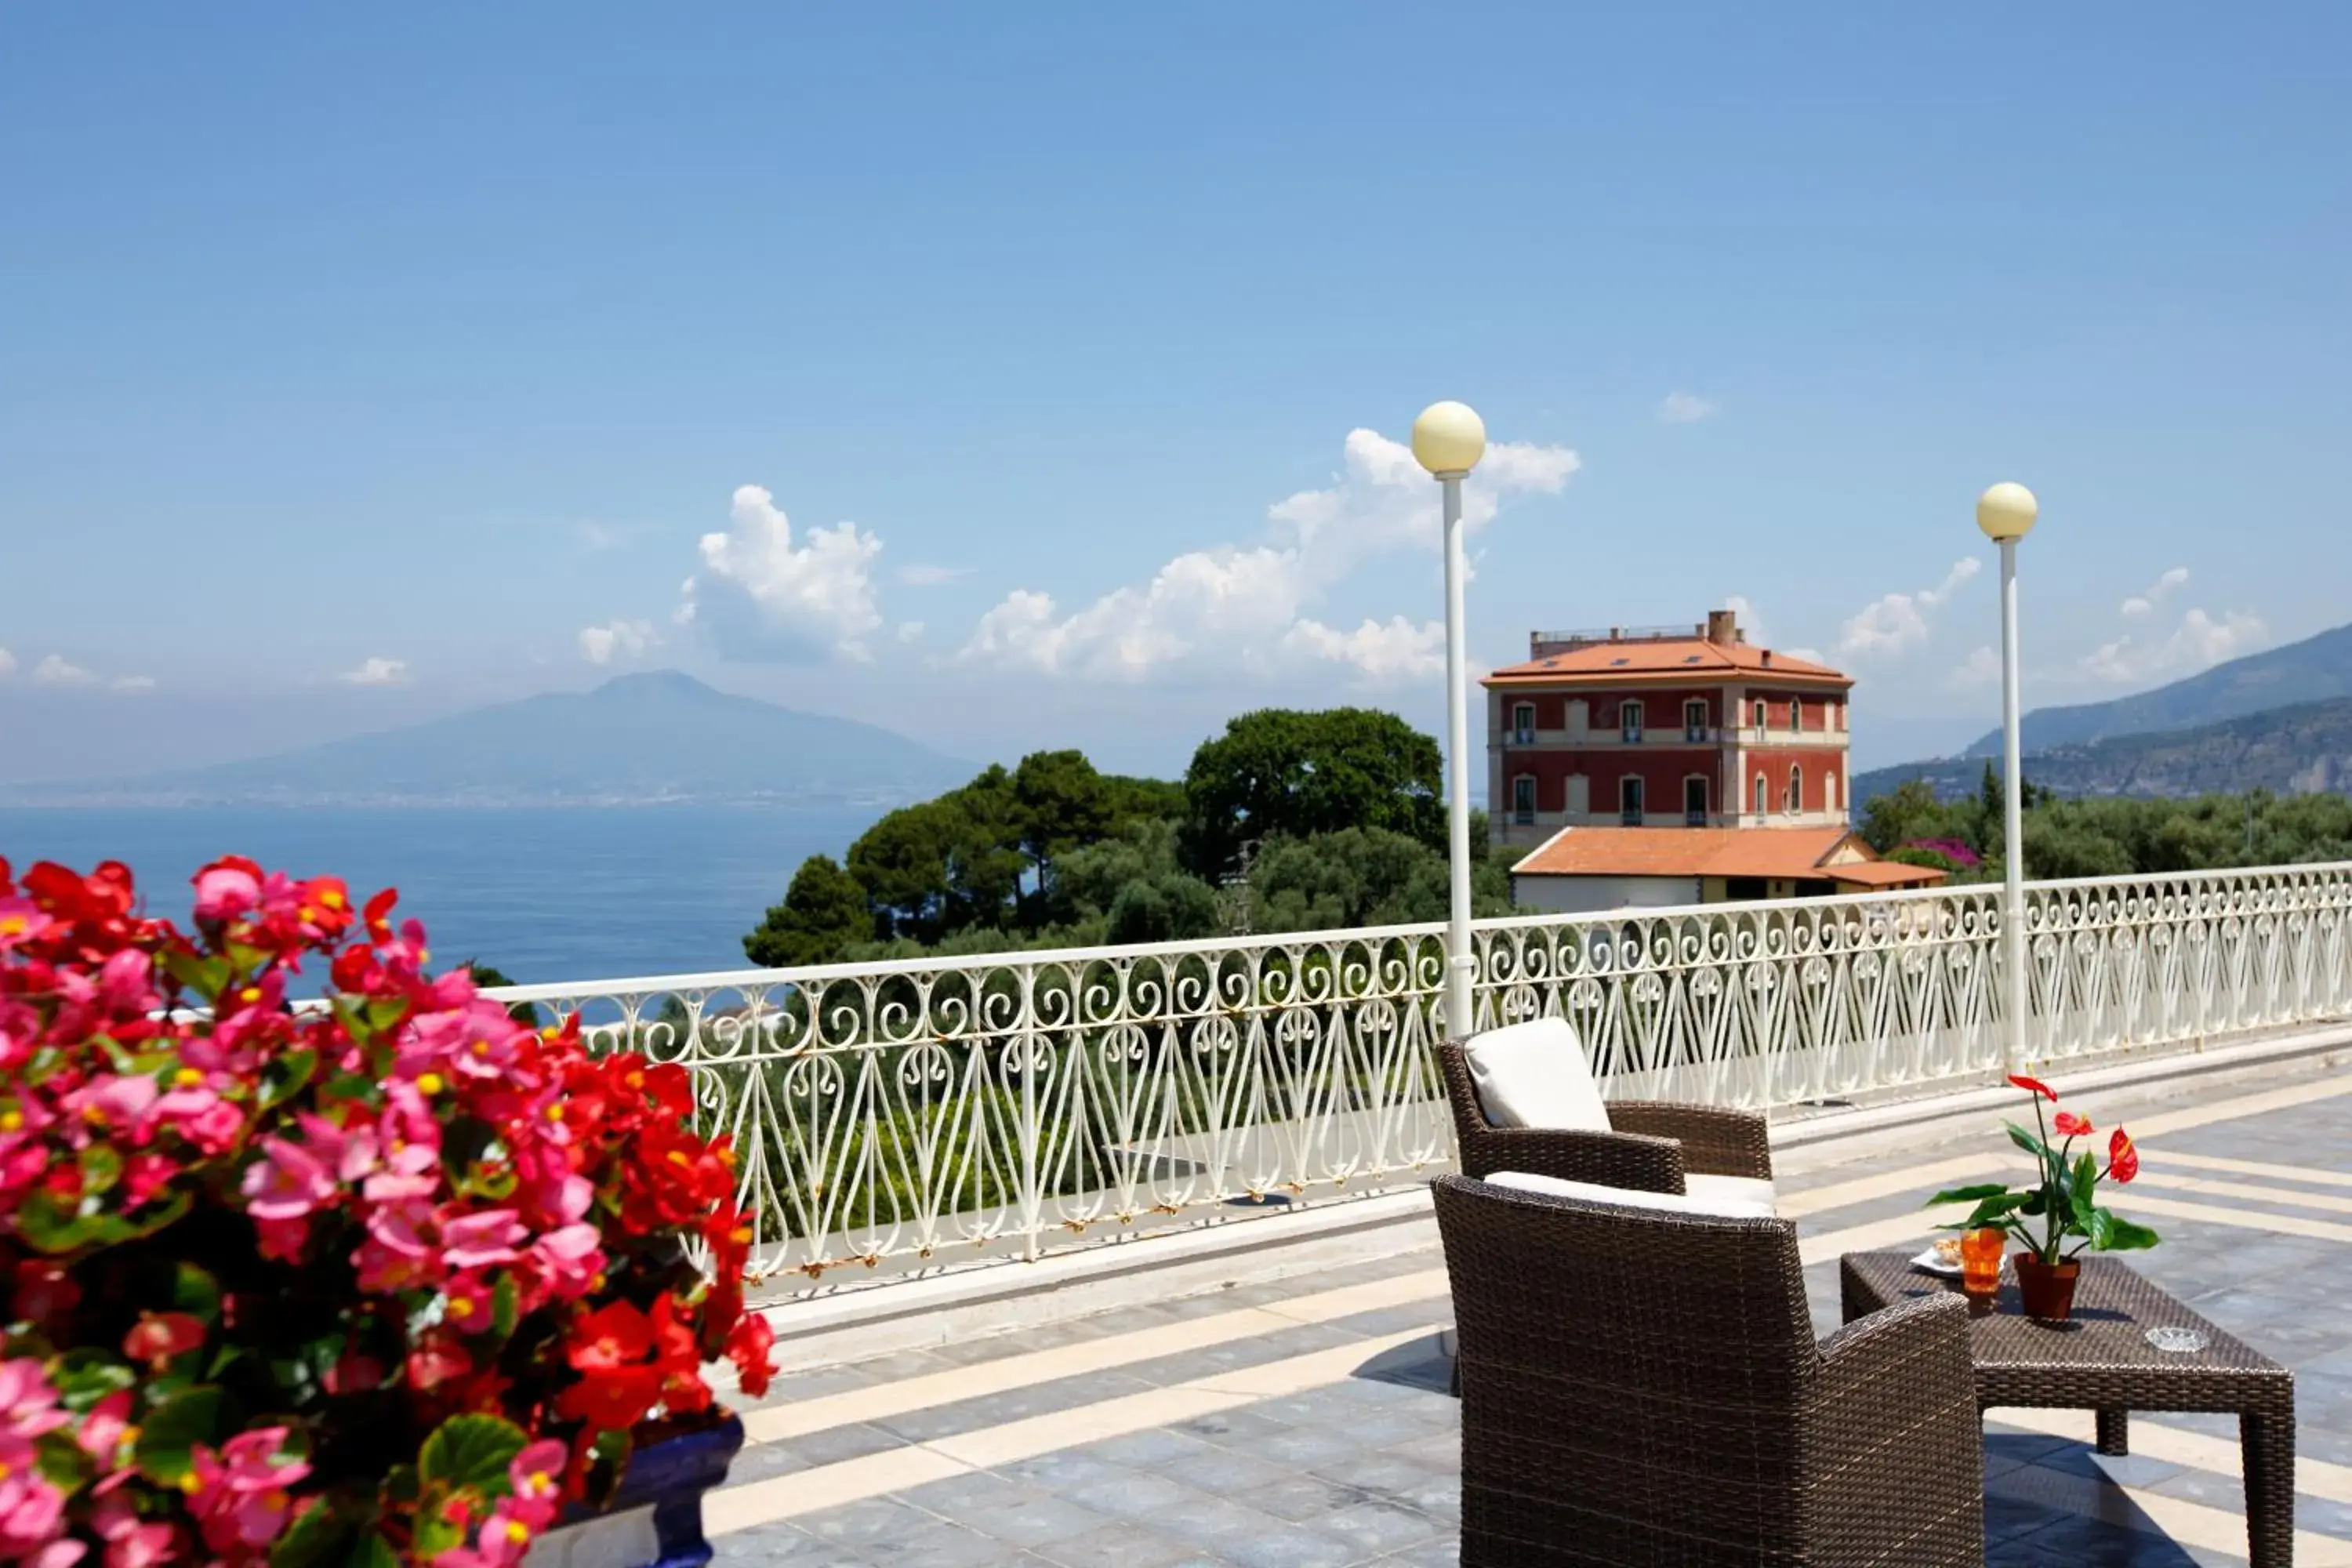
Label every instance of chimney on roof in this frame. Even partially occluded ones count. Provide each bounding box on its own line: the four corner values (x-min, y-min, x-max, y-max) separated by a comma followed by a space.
1706, 608, 1740, 647
1762, 650, 1773, 668
1608, 626, 1621, 640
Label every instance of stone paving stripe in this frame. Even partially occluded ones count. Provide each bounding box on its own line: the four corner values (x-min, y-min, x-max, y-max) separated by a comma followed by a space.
1984, 1442, 2352, 1566
739, 1269, 1449, 1446
2132, 1168, 2352, 1218
2155, 1149, 2352, 1190
1779, 1069, 2352, 1221
707, 1329, 1435, 1535
1994, 1405, 2352, 1506
2114, 1190, 2352, 1246
1796, 1208, 1940, 1265
702, 1443, 969, 1538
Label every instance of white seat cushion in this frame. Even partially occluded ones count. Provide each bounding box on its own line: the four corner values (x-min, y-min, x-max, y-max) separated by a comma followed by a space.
1684, 1172, 1779, 1214
1487, 1170, 1777, 1221
1462, 1018, 1609, 1133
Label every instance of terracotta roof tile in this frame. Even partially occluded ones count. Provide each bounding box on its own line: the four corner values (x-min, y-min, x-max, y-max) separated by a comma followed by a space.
1485, 638, 1849, 686
1509, 826, 1944, 889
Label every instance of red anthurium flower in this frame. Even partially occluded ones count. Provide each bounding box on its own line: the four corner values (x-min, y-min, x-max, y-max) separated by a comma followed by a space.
2007, 1074, 2059, 1102
2053, 1111, 2092, 1138
2108, 1127, 2140, 1183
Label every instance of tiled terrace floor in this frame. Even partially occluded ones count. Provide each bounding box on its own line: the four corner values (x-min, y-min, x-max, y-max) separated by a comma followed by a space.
710, 1058, 2352, 1566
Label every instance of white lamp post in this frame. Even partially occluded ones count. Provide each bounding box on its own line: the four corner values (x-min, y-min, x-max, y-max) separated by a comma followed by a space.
1412, 400, 1488, 1041
1976, 481, 2039, 1069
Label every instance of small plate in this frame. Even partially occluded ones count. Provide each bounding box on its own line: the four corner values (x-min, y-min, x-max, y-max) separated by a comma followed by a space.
1911, 1247, 1963, 1278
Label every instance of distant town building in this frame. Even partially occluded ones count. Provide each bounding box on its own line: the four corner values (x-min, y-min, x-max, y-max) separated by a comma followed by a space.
1483, 608, 1944, 913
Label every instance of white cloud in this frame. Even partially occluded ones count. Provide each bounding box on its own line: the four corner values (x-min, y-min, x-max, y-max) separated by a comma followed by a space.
1951, 645, 2002, 691
677, 485, 884, 662
2120, 566, 2190, 618
32, 655, 99, 688
2082, 608, 2269, 685
1835, 557, 1982, 659
1280, 616, 1448, 681
895, 621, 925, 643
956, 426, 1579, 684
896, 564, 967, 586
577, 619, 657, 666
111, 675, 157, 694
0, 648, 14, 680
1657, 391, 1716, 424
338, 657, 411, 687
1721, 594, 1766, 648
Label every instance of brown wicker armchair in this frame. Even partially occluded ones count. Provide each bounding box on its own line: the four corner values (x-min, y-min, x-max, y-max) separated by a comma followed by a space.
1437, 1038, 1774, 1194
1433, 1174, 1982, 1566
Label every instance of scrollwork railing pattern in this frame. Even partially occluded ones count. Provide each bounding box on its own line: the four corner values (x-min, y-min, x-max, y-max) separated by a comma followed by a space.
485, 863, 2352, 1283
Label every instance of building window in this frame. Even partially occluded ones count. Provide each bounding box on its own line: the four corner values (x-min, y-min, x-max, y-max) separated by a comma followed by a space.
1751, 699, 1766, 731
1790, 697, 1804, 733
1786, 764, 1803, 814
1682, 699, 1708, 741
1682, 775, 1708, 826
1753, 774, 1768, 816
1511, 702, 1536, 745
1833, 701, 1846, 732
1620, 701, 1644, 742
1512, 775, 1537, 826
1620, 776, 1645, 826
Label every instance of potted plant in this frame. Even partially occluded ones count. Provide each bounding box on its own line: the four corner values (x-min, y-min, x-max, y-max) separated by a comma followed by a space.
1927, 1073, 2158, 1322
0, 855, 776, 1568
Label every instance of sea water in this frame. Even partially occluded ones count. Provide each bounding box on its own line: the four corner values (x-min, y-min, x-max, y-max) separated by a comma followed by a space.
0, 804, 890, 985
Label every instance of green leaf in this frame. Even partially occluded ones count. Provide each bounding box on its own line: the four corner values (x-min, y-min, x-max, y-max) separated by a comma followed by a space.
411, 1515, 465, 1562
346, 1530, 401, 1568
78, 1143, 125, 1196
55, 1351, 136, 1412
174, 1262, 224, 1323
136, 1385, 224, 1484
491, 1276, 519, 1341
2070, 1152, 2098, 1230
2097, 1211, 2161, 1250
270, 1499, 357, 1568
1925, 1182, 2014, 1207
15, 1192, 99, 1255
34, 1430, 91, 1488
161, 948, 233, 1000
417, 1413, 529, 1496
261, 1048, 319, 1112
1961, 1193, 2030, 1229
2005, 1121, 2053, 1163
382, 1465, 421, 1506
93, 1191, 193, 1246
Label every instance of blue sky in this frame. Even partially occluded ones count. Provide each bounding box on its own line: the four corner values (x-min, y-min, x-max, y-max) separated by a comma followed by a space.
3, 5, 2346, 782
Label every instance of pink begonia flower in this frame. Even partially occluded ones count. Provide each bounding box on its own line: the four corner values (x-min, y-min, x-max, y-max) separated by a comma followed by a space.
528, 1225, 604, 1301
191, 864, 262, 924
178, 1098, 245, 1156
93, 1494, 177, 1568
76, 1391, 133, 1466
256, 1217, 311, 1264
122, 1153, 176, 1208
0, 1359, 71, 1440
27, 1540, 87, 1568
440, 1209, 527, 1271
476, 1504, 539, 1566
94, 949, 157, 1013
242, 1135, 339, 1221
517, 1148, 592, 1228
322, 1352, 384, 1396
0, 1471, 69, 1560
61, 1074, 160, 1136
506, 1440, 568, 1530
441, 1273, 495, 1335
294, 1112, 383, 1184
0, 898, 56, 951
357, 1208, 438, 1293
122, 1312, 205, 1368
188, 1428, 310, 1551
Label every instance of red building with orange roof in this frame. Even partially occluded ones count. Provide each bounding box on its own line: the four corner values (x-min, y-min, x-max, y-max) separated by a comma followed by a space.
1483, 608, 1944, 911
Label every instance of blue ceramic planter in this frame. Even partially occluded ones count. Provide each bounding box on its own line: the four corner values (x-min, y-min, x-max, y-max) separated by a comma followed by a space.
524, 1414, 743, 1568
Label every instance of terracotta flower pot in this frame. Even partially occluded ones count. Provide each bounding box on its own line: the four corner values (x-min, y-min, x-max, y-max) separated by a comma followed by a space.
2014, 1253, 2081, 1323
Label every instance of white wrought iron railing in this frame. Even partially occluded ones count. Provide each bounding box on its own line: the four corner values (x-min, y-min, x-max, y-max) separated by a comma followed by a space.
484, 862, 2352, 1286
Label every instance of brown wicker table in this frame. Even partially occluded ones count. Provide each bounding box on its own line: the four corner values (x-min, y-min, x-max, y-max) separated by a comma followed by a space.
1841, 1250, 2296, 1566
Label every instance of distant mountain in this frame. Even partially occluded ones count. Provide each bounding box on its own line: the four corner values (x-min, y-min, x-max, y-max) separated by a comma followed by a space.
1856, 696, 2352, 806
2, 672, 973, 807
1960, 619, 2352, 757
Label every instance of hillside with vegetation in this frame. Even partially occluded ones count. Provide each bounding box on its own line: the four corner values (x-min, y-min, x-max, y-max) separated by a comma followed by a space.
739, 707, 1513, 967
1855, 695, 2352, 806
1958, 619, 2352, 757
1860, 764, 2352, 882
